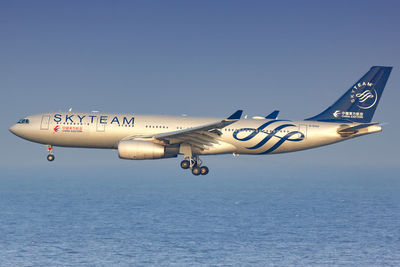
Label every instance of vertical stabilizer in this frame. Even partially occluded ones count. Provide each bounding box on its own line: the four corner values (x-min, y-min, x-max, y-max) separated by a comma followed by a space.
306, 66, 392, 123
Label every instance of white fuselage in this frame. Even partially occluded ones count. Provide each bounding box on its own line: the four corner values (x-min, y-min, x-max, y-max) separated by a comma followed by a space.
9, 112, 382, 156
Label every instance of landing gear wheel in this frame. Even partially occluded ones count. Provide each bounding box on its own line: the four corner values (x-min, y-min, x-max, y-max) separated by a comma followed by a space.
200, 166, 209, 175
47, 154, 55, 162
180, 160, 190, 169
192, 166, 201, 176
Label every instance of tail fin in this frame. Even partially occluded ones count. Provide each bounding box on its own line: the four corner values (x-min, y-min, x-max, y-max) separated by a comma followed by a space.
306, 66, 392, 123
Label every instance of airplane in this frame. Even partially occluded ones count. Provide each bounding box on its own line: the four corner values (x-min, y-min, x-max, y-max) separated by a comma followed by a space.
9, 66, 392, 175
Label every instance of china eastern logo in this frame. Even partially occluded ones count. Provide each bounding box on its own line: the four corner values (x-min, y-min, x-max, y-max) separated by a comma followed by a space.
333, 110, 341, 118
350, 81, 377, 110
53, 125, 60, 132
333, 110, 363, 119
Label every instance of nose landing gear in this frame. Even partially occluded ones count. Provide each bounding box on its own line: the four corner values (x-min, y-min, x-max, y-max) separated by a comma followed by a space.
47, 154, 55, 161
46, 145, 55, 162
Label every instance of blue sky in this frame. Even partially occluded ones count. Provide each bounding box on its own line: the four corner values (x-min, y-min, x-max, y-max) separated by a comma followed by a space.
1, 1, 399, 173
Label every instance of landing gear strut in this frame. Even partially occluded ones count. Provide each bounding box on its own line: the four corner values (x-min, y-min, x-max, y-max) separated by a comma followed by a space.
46, 145, 55, 162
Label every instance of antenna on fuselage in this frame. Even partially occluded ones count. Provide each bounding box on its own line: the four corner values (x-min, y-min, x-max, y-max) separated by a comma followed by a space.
68, 108, 72, 112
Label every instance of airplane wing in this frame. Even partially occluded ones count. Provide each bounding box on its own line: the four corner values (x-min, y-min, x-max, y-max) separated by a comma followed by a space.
125, 110, 243, 150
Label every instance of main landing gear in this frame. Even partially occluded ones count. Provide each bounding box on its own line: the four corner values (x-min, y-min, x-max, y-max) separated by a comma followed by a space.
46, 145, 55, 162
179, 144, 209, 176
180, 156, 209, 176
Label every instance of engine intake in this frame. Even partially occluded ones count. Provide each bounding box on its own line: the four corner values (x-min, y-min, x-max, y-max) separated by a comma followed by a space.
118, 140, 177, 160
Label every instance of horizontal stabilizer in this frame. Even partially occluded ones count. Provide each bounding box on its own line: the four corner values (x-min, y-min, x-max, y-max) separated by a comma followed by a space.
337, 123, 381, 137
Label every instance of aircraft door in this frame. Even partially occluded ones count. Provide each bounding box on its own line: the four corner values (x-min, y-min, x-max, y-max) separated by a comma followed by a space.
298, 124, 307, 139
40, 115, 50, 130
96, 117, 105, 132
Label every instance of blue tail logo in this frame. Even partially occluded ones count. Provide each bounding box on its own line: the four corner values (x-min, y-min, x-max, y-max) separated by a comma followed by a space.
351, 82, 377, 109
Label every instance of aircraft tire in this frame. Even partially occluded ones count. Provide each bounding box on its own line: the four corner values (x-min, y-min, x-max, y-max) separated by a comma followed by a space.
192, 166, 201, 176
200, 166, 209, 175
47, 154, 55, 162
180, 160, 190, 169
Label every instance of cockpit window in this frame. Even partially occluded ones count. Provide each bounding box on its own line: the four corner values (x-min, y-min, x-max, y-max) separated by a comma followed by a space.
17, 119, 29, 124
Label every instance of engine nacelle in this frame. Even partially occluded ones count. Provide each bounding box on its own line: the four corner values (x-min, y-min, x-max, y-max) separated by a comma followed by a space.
118, 140, 177, 160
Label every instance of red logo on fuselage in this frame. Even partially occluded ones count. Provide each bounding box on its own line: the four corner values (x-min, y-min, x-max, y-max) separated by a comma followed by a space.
54, 125, 60, 132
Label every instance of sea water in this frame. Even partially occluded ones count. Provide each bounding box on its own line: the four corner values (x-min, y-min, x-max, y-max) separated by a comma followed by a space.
0, 166, 399, 266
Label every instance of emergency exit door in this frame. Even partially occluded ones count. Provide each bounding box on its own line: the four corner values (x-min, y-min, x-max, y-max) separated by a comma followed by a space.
96, 117, 105, 132
40, 115, 50, 130
298, 124, 307, 139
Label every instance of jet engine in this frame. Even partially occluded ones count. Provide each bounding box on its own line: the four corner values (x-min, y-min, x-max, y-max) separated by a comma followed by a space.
118, 140, 177, 160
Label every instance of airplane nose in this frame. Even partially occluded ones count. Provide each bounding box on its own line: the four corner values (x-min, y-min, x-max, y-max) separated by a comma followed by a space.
9, 123, 32, 140
9, 124, 18, 135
